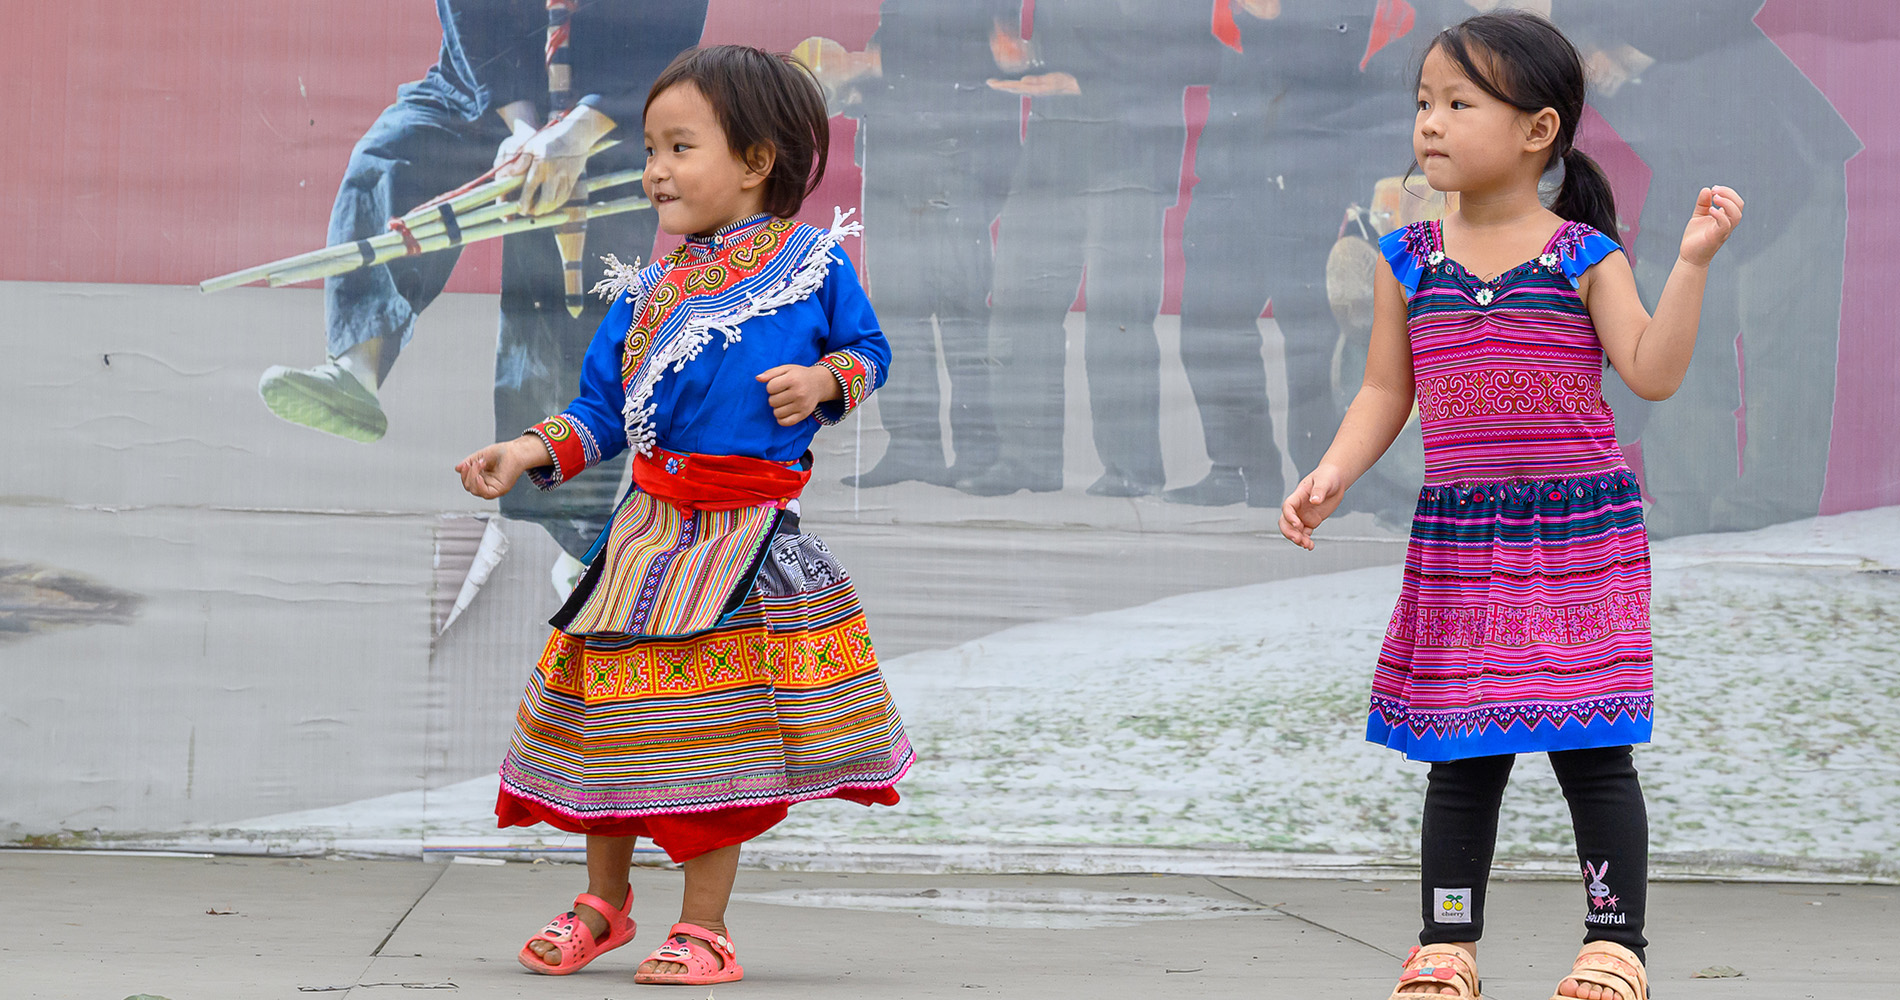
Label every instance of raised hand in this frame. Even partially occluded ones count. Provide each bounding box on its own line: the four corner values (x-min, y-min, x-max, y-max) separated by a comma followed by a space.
757, 364, 843, 427
1679, 185, 1744, 267
1279, 466, 1348, 551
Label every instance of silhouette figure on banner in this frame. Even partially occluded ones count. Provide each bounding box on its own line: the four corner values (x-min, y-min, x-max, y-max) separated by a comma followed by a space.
1555, 0, 1860, 537
798, 1, 1024, 488
961, 0, 1218, 498
256, 0, 708, 593
1171, 0, 1425, 509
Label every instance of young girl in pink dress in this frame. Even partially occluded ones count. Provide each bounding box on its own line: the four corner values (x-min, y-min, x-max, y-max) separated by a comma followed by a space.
1280, 12, 1743, 1000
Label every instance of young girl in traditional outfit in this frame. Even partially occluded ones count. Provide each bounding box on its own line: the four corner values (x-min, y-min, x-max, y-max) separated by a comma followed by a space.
1279, 12, 1742, 1000
456, 45, 910, 986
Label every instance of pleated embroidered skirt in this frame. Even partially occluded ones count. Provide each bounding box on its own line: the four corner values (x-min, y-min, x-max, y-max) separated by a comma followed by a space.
497, 530, 912, 860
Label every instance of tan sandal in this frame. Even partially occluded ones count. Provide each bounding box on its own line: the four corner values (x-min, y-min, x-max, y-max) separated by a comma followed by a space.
1551, 941, 1647, 1000
1389, 943, 1482, 999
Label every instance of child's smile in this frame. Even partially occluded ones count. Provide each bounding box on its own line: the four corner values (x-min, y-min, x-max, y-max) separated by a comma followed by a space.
642, 82, 772, 237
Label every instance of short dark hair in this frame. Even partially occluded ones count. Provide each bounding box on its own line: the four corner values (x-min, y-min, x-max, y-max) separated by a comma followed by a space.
644, 45, 830, 218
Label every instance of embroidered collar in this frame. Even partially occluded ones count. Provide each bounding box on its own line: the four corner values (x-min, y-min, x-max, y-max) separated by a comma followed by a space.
587, 215, 780, 306
609, 207, 865, 456
1417, 219, 1583, 287
682, 214, 775, 257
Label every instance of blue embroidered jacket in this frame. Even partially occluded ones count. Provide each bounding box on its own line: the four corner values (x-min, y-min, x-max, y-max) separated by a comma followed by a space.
527, 214, 889, 488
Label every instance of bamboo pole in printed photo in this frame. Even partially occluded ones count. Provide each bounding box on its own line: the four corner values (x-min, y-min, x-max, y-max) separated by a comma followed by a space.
232, 167, 642, 290
197, 173, 528, 294
395, 169, 641, 245
545, 0, 590, 317
198, 142, 628, 294
555, 192, 590, 317
260, 193, 652, 288
300, 168, 644, 285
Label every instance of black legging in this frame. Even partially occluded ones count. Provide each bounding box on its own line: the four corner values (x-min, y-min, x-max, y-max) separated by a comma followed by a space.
1419, 746, 1648, 960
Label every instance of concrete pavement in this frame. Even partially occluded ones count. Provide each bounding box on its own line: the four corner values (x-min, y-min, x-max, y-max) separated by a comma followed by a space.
1, 851, 1892, 999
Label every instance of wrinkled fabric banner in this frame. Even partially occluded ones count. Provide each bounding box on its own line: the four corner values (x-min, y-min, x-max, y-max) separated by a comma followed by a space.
2, 1, 1894, 877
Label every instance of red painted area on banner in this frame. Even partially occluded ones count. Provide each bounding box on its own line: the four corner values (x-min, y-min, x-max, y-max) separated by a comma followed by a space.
1362, 0, 1418, 71
1756, 2, 1900, 512
1571, 106, 1647, 500
1213, 0, 1243, 54
1161, 85, 1214, 318
1, 2, 471, 289
1576, 106, 1649, 252
0, 1, 891, 292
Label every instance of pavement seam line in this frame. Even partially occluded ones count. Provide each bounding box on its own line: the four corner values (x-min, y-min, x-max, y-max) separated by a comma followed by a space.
1204, 875, 1405, 961
371, 861, 451, 958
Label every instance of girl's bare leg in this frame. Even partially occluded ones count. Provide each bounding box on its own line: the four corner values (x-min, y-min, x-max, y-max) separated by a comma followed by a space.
638, 843, 742, 976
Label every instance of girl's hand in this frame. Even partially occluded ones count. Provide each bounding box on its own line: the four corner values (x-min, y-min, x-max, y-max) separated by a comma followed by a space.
1279, 466, 1347, 551
1679, 185, 1744, 267
456, 437, 543, 499
757, 364, 843, 426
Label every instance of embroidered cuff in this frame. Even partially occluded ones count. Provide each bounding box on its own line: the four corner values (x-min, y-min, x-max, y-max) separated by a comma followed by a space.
814, 350, 878, 425
524, 414, 600, 490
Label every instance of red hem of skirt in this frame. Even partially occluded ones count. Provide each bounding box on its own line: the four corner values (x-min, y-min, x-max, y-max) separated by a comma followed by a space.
494, 785, 900, 863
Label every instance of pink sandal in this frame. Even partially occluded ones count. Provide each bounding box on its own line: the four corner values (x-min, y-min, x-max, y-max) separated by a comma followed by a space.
631, 922, 745, 986
516, 891, 637, 976
1389, 944, 1482, 999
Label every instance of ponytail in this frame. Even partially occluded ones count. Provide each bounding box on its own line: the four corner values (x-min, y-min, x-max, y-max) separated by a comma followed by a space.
1552, 147, 1620, 246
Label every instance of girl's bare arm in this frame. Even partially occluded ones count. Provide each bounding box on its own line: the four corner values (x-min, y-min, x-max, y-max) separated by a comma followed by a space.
1280, 260, 1416, 548
1585, 186, 1744, 401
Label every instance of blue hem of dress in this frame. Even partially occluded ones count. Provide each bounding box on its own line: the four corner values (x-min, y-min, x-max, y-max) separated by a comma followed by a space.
1367, 712, 1652, 762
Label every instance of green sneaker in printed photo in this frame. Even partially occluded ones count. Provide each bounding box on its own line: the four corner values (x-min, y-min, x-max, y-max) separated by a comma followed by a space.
257, 362, 388, 442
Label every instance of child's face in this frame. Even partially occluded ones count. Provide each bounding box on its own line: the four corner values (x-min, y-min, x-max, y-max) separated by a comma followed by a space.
642, 83, 772, 237
1413, 46, 1546, 195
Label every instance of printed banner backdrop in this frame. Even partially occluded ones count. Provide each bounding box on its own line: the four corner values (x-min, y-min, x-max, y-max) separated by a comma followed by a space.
3, 1, 1896, 879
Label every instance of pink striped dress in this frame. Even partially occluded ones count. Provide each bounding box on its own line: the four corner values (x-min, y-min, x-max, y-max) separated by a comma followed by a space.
1370, 219, 1652, 761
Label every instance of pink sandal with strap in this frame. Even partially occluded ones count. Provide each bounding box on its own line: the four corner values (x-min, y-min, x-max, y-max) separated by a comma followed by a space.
516, 890, 637, 976
632, 922, 745, 986
1389, 943, 1482, 999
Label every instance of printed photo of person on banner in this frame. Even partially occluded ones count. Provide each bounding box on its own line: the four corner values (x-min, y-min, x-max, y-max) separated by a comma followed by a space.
247, 1, 708, 595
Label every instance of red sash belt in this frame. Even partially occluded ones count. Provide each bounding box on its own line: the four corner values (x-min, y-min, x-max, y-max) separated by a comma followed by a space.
631, 448, 812, 512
